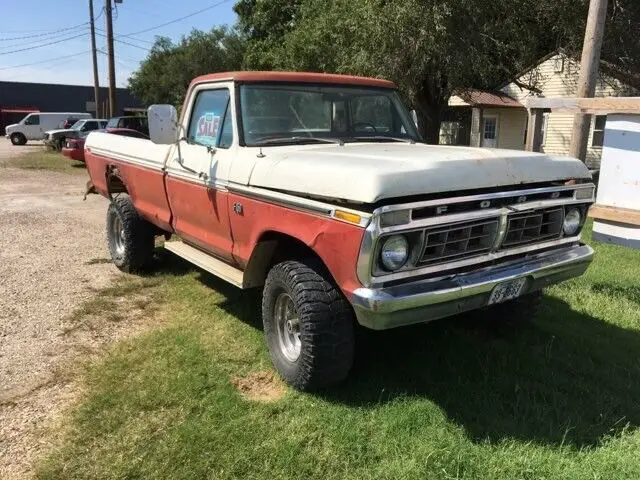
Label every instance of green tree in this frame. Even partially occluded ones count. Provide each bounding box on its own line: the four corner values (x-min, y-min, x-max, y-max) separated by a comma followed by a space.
128, 27, 245, 108
234, 0, 639, 143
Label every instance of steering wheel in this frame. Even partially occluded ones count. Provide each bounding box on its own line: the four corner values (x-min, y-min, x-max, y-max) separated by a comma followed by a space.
352, 122, 378, 133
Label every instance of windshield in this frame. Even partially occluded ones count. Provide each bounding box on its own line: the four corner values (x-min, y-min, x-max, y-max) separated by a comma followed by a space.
70, 120, 85, 130
239, 84, 420, 146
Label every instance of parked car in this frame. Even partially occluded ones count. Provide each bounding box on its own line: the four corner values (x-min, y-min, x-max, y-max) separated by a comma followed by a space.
62, 128, 149, 162
105, 116, 149, 136
58, 116, 85, 129
84, 71, 595, 391
44, 118, 107, 150
5, 112, 92, 145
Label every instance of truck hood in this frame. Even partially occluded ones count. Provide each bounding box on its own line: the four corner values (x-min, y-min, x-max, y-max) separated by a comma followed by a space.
4, 123, 18, 133
247, 143, 591, 204
45, 128, 75, 137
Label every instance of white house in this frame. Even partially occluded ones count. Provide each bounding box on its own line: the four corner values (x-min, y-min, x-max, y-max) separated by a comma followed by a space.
441, 52, 638, 168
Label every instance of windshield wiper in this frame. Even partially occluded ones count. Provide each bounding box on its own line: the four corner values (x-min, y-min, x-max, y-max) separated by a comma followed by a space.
254, 136, 344, 146
351, 136, 416, 144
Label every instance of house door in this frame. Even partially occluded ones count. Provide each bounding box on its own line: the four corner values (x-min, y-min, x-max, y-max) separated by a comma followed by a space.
482, 115, 498, 148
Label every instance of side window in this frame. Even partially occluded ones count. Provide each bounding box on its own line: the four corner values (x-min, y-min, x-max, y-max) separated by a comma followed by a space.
187, 89, 232, 148
592, 115, 607, 147
350, 95, 393, 133
24, 114, 40, 125
83, 121, 97, 131
218, 106, 233, 148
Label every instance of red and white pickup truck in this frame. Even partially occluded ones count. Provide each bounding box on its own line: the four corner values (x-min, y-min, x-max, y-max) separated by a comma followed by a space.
84, 71, 595, 390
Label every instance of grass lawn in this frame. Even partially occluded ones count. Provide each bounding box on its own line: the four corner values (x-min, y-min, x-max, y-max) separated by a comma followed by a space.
37, 222, 640, 479
2, 150, 87, 174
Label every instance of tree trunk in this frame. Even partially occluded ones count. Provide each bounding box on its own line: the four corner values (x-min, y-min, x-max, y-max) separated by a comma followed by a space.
414, 90, 445, 144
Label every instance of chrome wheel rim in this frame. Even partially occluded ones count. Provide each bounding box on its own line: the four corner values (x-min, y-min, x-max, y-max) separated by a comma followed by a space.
111, 215, 125, 256
274, 292, 301, 362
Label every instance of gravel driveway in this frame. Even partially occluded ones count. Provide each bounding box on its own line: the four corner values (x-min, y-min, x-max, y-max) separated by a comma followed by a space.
0, 139, 119, 478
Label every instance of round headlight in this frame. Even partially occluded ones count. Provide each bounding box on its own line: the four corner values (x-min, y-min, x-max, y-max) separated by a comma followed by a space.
563, 208, 582, 235
380, 235, 409, 271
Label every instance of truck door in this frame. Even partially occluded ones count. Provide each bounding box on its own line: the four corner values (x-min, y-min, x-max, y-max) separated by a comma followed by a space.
165, 83, 236, 262
22, 113, 42, 140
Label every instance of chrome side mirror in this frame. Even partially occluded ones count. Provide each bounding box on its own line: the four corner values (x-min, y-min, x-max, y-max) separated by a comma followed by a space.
148, 104, 179, 144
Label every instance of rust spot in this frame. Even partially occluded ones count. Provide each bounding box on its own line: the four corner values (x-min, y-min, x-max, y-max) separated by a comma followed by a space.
231, 370, 286, 402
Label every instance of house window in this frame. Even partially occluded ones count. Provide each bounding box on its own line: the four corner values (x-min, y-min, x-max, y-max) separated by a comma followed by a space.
483, 117, 497, 140
592, 115, 607, 147
553, 56, 564, 73
540, 113, 550, 145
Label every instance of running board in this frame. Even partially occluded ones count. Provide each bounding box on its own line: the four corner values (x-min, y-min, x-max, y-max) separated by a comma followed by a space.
164, 240, 244, 288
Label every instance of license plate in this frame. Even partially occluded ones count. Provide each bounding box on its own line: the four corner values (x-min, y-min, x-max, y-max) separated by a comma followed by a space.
488, 278, 527, 305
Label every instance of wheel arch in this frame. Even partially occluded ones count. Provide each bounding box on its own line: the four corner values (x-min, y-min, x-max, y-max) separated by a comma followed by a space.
105, 164, 128, 198
243, 230, 332, 289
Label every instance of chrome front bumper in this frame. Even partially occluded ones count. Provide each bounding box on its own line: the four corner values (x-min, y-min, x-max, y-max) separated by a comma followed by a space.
351, 244, 594, 330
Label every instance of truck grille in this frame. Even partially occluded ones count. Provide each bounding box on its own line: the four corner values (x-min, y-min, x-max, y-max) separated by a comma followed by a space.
502, 207, 564, 248
419, 219, 499, 265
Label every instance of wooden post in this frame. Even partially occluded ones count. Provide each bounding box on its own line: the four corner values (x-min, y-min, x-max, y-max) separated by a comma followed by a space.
470, 107, 483, 147
569, 0, 609, 161
89, 0, 100, 118
526, 109, 544, 152
105, 0, 117, 117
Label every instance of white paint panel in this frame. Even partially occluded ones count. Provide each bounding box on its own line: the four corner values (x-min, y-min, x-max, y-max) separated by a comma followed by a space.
596, 115, 640, 208
245, 142, 591, 203
593, 114, 640, 248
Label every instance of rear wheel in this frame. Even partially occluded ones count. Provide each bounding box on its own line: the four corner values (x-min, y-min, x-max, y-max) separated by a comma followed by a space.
262, 260, 355, 390
106, 196, 155, 273
10, 133, 26, 146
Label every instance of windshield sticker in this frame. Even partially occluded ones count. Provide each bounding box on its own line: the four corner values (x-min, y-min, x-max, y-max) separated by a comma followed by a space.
195, 112, 221, 146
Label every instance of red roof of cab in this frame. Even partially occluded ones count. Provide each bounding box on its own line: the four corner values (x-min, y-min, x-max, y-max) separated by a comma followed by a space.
190, 71, 396, 89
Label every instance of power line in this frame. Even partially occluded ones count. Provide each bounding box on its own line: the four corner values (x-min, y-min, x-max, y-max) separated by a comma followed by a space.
0, 33, 88, 56
1, 26, 89, 51
96, 27, 156, 46
95, 31, 150, 52
120, 0, 234, 37
0, 23, 88, 42
0, 50, 91, 71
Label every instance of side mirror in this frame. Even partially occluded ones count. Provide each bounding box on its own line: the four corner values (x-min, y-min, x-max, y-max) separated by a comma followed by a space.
410, 109, 419, 128
148, 104, 179, 144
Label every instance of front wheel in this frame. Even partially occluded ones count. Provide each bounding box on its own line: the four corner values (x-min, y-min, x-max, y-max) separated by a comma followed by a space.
10, 133, 26, 145
262, 260, 355, 391
106, 196, 155, 273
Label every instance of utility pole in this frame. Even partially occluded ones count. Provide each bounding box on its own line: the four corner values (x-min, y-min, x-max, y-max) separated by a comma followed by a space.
569, 0, 609, 161
89, 0, 100, 117
105, 0, 117, 117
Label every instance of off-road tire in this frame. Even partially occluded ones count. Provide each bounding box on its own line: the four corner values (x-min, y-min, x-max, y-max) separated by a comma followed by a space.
262, 260, 355, 391
10, 133, 26, 146
106, 196, 155, 273
482, 290, 544, 329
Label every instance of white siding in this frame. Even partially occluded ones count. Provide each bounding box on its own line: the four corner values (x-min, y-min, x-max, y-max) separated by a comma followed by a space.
496, 108, 528, 150
502, 53, 637, 167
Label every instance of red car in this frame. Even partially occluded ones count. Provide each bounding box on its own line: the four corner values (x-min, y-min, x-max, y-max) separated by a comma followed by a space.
62, 128, 149, 162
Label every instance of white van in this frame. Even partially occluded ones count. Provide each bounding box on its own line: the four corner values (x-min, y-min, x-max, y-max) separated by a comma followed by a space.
5, 112, 92, 145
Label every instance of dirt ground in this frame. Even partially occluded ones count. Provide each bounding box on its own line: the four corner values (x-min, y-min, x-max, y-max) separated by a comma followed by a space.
0, 139, 122, 478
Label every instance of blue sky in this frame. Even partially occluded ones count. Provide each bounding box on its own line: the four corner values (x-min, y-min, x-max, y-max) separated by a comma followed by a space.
0, 0, 237, 87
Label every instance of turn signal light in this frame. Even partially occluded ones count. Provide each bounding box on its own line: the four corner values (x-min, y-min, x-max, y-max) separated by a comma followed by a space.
334, 210, 362, 224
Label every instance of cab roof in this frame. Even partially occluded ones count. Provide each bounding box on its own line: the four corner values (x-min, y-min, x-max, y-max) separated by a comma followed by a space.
190, 71, 396, 89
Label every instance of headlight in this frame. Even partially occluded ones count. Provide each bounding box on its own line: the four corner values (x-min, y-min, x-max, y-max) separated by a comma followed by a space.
380, 235, 409, 271
563, 208, 582, 235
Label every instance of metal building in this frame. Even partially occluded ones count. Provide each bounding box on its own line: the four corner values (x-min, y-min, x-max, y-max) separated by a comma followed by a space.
0, 81, 143, 134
